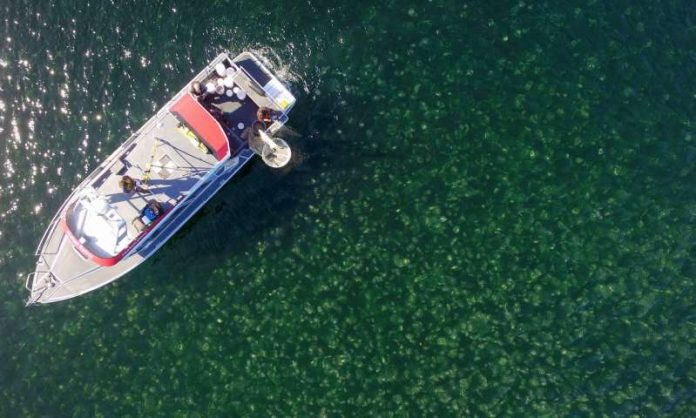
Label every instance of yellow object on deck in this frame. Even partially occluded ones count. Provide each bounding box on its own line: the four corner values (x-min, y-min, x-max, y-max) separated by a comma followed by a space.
176, 123, 209, 154
141, 138, 160, 184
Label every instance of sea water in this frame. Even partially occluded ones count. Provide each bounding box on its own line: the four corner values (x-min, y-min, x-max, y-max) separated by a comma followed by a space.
1, 0, 695, 416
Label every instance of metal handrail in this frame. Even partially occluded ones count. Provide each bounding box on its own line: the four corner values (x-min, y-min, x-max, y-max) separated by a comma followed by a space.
34, 197, 70, 256
26, 267, 56, 291
25, 270, 53, 305
25, 271, 38, 291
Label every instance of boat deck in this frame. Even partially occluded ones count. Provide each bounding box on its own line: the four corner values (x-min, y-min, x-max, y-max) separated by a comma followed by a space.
91, 112, 217, 239
85, 52, 284, 244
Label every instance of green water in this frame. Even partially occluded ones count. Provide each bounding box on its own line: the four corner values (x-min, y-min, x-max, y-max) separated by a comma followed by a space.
2, 0, 696, 416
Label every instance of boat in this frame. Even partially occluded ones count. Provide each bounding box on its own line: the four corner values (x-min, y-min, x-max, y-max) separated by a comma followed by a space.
25, 52, 296, 305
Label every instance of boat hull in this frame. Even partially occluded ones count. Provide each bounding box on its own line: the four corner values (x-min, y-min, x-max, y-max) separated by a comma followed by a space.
27, 149, 255, 304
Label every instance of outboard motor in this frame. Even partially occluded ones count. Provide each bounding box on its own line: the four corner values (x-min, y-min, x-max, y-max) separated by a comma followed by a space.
259, 130, 291, 168
249, 127, 291, 168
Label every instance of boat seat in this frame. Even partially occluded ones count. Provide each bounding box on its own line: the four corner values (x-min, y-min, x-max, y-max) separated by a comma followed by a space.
88, 197, 110, 215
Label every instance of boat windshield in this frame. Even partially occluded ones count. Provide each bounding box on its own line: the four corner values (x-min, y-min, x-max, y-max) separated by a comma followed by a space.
64, 188, 130, 259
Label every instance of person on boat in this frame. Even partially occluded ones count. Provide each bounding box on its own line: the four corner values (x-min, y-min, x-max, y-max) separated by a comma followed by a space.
192, 81, 218, 105
242, 120, 266, 153
119, 175, 147, 194
256, 107, 275, 124
190, 81, 207, 98
143, 200, 162, 220
192, 81, 225, 120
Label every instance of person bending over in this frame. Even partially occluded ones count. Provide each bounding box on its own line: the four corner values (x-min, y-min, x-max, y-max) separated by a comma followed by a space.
119, 175, 147, 194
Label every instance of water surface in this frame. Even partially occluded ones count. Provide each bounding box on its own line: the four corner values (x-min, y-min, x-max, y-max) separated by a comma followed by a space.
1, 0, 696, 416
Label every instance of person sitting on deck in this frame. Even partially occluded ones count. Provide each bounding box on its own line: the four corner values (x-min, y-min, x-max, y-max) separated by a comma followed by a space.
132, 200, 164, 232
142, 200, 163, 222
190, 81, 209, 102
192, 80, 229, 127
193, 84, 224, 120
256, 107, 275, 124
119, 175, 147, 195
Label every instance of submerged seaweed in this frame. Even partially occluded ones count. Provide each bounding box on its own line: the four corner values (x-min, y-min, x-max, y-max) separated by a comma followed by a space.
1, 0, 695, 416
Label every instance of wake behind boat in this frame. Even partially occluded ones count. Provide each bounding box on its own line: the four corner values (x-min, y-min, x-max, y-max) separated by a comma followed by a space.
26, 52, 296, 305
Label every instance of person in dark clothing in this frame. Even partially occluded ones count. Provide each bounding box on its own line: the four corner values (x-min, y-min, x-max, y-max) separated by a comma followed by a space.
256, 107, 275, 124
144, 200, 162, 219
242, 120, 267, 154
191, 81, 212, 103
191, 81, 205, 96
119, 175, 147, 194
